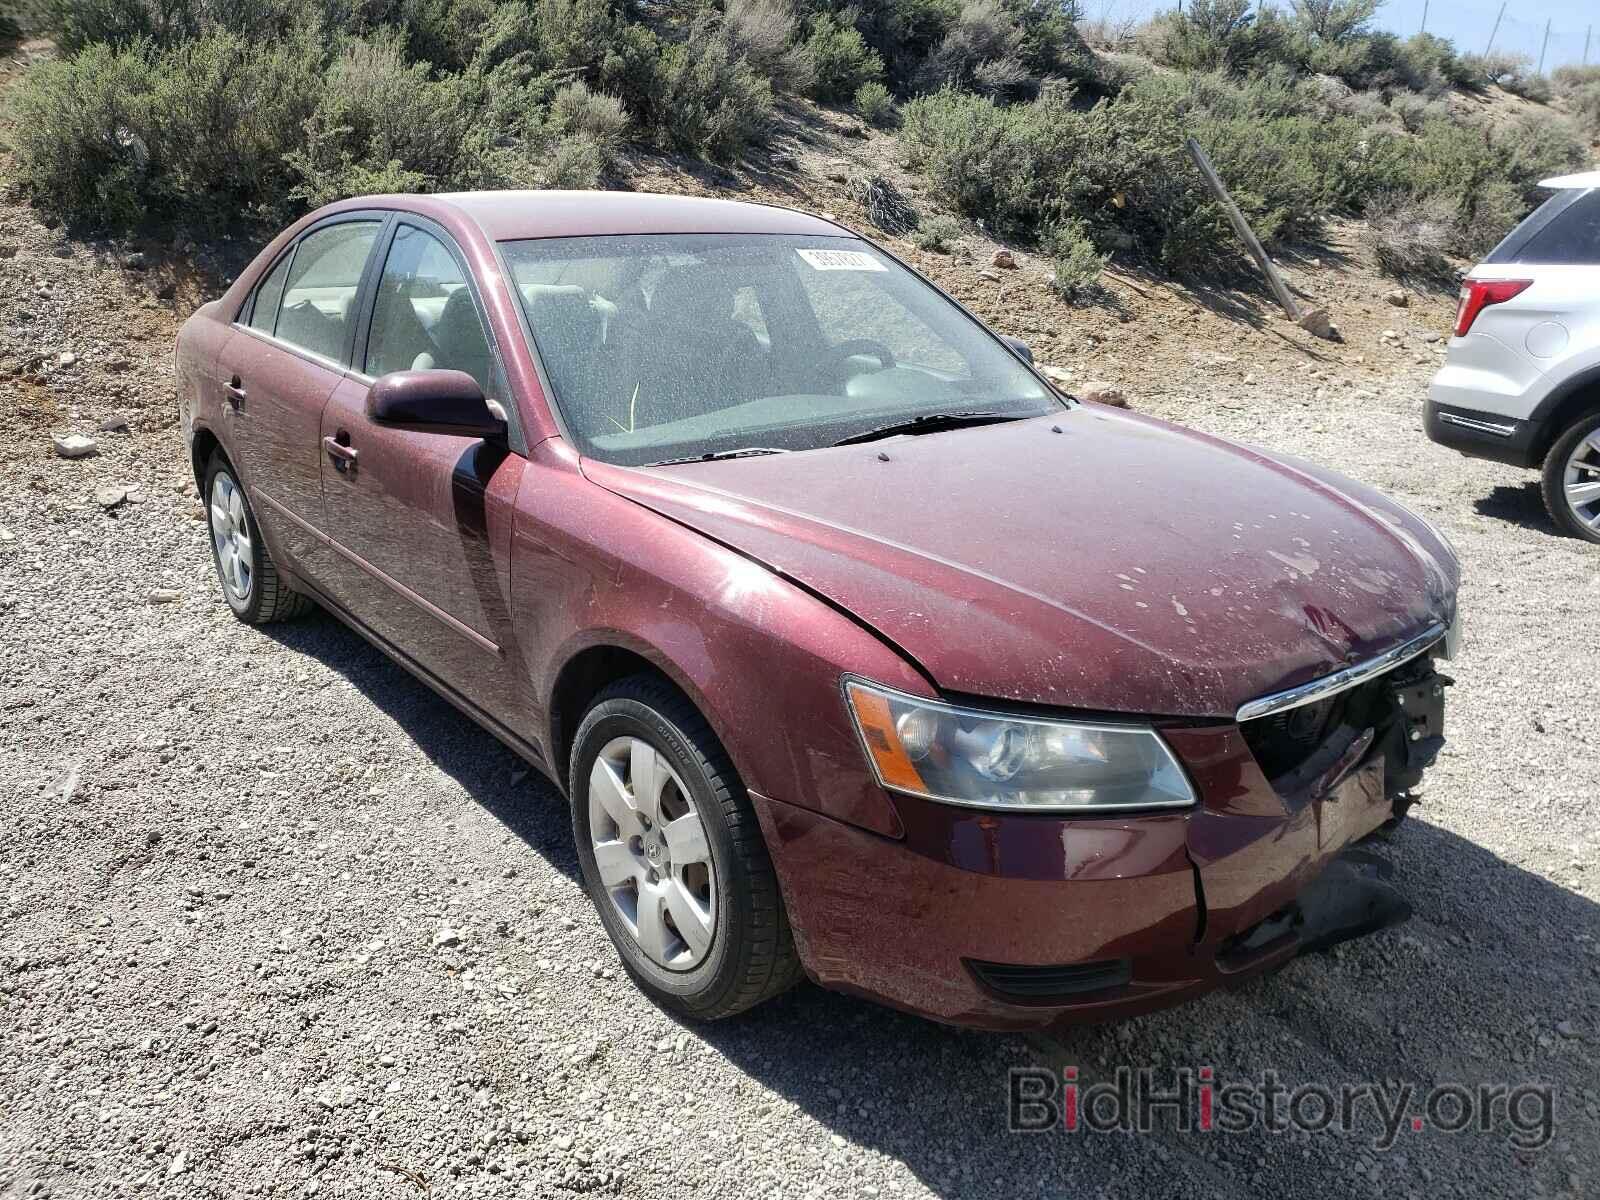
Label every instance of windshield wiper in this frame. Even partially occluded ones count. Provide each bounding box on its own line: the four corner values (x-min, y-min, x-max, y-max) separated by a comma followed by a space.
643, 446, 792, 467
829, 411, 1029, 447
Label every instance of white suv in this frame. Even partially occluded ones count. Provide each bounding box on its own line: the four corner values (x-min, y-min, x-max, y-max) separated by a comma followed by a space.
1426, 171, 1600, 543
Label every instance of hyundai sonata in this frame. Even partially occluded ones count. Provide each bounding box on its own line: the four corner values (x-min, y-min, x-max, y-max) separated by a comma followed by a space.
176, 191, 1460, 1028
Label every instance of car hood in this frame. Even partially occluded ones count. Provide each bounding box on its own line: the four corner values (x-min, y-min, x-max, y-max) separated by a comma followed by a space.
581, 407, 1459, 718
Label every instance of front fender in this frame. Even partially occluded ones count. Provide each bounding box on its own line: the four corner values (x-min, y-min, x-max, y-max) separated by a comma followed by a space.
511, 443, 927, 838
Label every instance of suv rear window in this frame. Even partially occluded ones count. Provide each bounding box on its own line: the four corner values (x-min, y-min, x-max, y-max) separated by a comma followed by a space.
1485, 189, 1600, 265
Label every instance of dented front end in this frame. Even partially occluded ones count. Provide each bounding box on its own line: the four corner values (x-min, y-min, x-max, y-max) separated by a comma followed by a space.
750, 635, 1452, 1030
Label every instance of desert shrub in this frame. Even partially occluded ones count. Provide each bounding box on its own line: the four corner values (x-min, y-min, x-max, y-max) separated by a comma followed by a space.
1501, 69, 1553, 103
842, 0, 960, 95
10, 28, 328, 227
1045, 218, 1107, 301
1150, 0, 1287, 75
854, 79, 896, 125
1565, 81, 1600, 138
1452, 178, 1523, 259
912, 213, 961, 251
532, 0, 632, 74
900, 62, 1577, 279
33, 0, 345, 54
849, 173, 920, 234
391, 0, 511, 72
1333, 87, 1395, 126
8, 40, 160, 226
1459, 50, 1539, 94
1386, 32, 1472, 93
536, 133, 603, 188
1498, 110, 1589, 196
1289, 0, 1378, 44
1390, 91, 1451, 133
724, 0, 814, 95
286, 32, 504, 207
804, 11, 883, 102
1091, 51, 1152, 94
150, 24, 326, 218
1005, 0, 1089, 77
899, 87, 1040, 226
1, 4, 23, 44
1552, 64, 1600, 92
915, 1, 1029, 98
1361, 191, 1455, 279
547, 82, 627, 164
650, 17, 774, 160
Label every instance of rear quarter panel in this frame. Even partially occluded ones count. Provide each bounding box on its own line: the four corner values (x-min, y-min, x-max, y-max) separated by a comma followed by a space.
175, 300, 232, 461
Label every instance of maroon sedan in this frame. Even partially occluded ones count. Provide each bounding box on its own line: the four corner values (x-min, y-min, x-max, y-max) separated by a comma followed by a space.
176, 191, 1460, 1028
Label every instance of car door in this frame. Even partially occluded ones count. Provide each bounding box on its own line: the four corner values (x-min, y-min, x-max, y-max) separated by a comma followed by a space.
221, 215, 385, 575
316, 219, 534, 732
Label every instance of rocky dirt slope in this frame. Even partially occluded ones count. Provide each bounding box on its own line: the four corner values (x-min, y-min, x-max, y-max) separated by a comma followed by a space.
2, 50, 1599, 1200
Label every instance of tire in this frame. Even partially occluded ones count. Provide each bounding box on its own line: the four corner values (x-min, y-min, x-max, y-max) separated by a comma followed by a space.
1541, 410, 1600, 545
569, 674, 802, 1020
203, 451, 315, 623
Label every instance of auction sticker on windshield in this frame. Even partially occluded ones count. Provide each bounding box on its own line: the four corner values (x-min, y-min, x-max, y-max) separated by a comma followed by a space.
797, 248, 887, 272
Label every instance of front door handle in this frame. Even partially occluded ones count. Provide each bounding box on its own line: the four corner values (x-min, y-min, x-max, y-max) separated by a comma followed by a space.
225, 376, 246, 407
323, 434, 358, 470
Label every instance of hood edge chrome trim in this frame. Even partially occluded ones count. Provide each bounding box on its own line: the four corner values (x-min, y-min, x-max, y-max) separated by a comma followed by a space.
1236, 623, 1447, 724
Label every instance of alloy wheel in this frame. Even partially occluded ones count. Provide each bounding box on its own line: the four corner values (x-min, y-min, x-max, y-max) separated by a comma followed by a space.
587, 736, 716, 970
1563, 431, 1600, 533
209, 471, 254, 603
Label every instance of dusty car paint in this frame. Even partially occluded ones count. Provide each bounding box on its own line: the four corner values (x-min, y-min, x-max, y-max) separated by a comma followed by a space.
178, 190, 1458, 1029
582, 410, 1456, 719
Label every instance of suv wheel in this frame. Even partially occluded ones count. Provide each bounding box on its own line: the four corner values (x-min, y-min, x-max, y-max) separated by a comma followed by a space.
204, 452, 315, 622
569, 675, 802, 1020
1541, 412, 1600, 544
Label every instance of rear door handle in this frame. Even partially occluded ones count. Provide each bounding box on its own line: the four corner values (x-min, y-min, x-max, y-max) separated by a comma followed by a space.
225, 376, 246, 407
323, 435, 358, 469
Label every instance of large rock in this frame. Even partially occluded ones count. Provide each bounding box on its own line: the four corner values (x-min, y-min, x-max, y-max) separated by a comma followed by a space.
53, 434, 98, 459
1078, 380, 1129, 408
1297, 308, 1336, 340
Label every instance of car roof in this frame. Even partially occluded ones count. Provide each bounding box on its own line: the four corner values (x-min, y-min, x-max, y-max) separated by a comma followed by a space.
422, 189, 849, 242
1537, 171, 1600, 190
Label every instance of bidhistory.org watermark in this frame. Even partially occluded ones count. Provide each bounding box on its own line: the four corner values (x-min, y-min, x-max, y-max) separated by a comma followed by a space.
1008, 1066, 1555, 1151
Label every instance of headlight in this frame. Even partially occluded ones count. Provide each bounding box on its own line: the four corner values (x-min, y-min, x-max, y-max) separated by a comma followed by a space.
843, 679, 1197, 813
1442, 601, 1463, 660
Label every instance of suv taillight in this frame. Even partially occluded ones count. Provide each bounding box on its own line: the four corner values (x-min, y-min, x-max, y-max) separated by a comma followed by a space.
1454, 278, 1532, 337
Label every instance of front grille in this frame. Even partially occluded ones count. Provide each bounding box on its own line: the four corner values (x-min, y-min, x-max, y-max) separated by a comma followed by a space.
1241, 670, 1403, 784
1240, 692, 1347, 780
967, 957, 1132, 1001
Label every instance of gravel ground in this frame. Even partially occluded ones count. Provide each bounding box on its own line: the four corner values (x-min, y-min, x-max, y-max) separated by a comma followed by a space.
2, 189, 1598, 1200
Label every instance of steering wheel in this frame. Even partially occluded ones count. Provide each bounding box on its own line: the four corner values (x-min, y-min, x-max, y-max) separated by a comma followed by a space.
828, 338, 897, 372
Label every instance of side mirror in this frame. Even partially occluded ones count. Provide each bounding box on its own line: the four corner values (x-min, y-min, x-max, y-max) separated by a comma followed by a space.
367, 370, 506, 439
1000, 335, 1033, 364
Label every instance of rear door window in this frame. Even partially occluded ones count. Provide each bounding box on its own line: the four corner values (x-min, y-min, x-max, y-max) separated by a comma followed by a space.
247, 251, 292, 335
275, 220, 382, 363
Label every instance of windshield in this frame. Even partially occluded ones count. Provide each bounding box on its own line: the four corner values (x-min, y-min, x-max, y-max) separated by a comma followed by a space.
499, 232, 1057, 465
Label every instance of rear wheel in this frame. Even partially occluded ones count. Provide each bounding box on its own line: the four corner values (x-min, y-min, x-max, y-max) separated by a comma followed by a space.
569, 675, 801, 1020
204, 452, 314, 623
1541, 411, 1600, 544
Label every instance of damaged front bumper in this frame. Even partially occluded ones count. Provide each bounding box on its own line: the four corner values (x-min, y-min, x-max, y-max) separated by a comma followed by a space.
751, 649, 1451, 1030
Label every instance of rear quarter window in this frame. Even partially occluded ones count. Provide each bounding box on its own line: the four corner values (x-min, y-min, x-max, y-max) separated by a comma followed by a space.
1487, 189, 1600, 265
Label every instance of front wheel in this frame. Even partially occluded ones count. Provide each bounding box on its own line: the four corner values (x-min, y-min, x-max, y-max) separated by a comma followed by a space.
569, 675, 801, 1020
1541, 411, 1600, 544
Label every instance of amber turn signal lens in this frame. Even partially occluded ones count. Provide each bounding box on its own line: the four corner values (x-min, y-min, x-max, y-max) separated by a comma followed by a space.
844, 682, 928, 793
